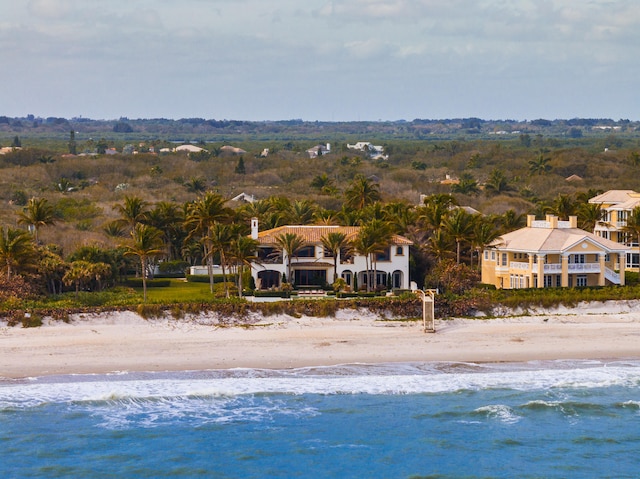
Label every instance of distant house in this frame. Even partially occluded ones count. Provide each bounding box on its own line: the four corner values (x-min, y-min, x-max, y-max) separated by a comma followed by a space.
482, 215, 626, 289
175, 144, 207, 153
589, 189, 640, 271
0, 146, 21, 155
249, 221, 412, 291
565, 174, 583, 182
230, 192, 256, 204
307, 143, 331, 158
347, 141, 388, 160
220, 145, 247, 155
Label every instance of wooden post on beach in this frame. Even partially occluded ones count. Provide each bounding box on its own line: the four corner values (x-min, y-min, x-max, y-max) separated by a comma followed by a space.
413, 288, 437, 333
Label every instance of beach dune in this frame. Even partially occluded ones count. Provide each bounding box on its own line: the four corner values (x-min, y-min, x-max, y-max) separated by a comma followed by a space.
2, 301, 640, 379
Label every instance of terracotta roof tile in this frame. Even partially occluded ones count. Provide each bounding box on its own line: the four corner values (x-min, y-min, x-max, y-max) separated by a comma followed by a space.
255, 225, 412, 245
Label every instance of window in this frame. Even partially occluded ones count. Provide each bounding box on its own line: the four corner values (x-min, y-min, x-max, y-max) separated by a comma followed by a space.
544, 275, 553, 287
376, 247, 391, 262
484, 250, 489, 260
576, 275, 587, 287
396, 246, 404, 256
601, 231, 609, 240
571, 254, 585, 264
501, 253, 507, 266
297, 246, 315, 258
491, 251, 495, 260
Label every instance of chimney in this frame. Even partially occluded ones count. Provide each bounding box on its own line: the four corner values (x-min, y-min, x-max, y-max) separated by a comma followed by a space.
569, 216, 578, 228
546, 214, 558, 229
527, 215, 536, 227
251, 217, 259, 240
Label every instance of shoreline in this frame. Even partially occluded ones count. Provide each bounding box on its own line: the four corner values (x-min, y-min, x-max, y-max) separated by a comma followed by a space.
3, 301, 640, 379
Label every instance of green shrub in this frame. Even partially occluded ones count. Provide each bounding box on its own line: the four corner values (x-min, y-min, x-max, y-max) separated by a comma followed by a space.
158, 260, 190, 277
254, 291, 291, 298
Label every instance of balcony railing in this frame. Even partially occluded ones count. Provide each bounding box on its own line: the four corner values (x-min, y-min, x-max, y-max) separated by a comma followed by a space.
509, 262, 601, 273
605, 267, 621, 284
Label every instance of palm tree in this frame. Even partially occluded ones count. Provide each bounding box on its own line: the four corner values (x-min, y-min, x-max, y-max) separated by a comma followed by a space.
498, 209, 527, 233
441, 208, 474, 264
451, 173, 480, 195
274, 232, 305, 286
310, 173, 337, 195
147, 201, 185, 260
550, 194, 575, 220
321, 231, 349, 282
352, 221, 391, 291
470, 218, 501, 269
286, 200, 316, 225
0, 226, 37, 279
16, 197, 57, 242
418, 194, 457, 233
205, 222, 234, 297
484, 169, 513, 196
344, 175, 381, 210
229, 235, 260, 297
122, 223, 164, 302
184, 192, 231, 292
577, 202, 603, 232
63, 260, 93, 299
528, 150, 552, 175
113, 195, 149, 231
426, 229, 455, 263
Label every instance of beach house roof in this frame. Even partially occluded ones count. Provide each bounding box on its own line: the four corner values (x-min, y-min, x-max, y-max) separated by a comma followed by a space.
254, 225, 412, 246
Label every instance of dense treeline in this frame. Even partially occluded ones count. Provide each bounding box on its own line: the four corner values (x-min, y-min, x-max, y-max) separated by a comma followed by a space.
2, 129, 640, 305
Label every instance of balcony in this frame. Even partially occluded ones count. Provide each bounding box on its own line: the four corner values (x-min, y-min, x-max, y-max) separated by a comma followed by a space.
544, 263, 601, 273
510, 262, 602, 274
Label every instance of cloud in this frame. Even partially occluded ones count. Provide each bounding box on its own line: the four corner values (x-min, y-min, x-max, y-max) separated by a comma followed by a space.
27, 0, 74, 19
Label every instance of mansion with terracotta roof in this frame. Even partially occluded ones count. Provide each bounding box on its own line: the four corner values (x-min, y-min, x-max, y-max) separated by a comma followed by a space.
249, 220, 412, 291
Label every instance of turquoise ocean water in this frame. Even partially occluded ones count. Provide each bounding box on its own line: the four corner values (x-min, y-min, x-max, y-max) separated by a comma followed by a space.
2, 360, 640, 478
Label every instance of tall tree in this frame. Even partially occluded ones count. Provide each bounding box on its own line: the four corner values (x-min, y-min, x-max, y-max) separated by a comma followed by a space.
274, 232, 305, 285
113, 195, 149, 231
441, 208, 475, 264
184, 192, 231, 293
451, 173, 480, 195
550, 194, 575, 220
16, 197, 57, 243
528, 150, 552, 175
229, 235, 260, 297
122, 223, 164, 302
205, 222, 234, 297
577, 202, 603, 232
63, 260, 93, 299
344, 175, 381, 210
0, 226, 37, 279
484, 169, 513, 196
321, 231, 349, 282
68, 130, 77, 155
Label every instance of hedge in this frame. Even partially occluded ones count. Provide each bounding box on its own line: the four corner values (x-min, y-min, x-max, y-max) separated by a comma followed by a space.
186, 274, 238, 284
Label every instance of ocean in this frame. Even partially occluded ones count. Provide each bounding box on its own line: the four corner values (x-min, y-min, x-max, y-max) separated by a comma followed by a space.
2, 360, 640, 478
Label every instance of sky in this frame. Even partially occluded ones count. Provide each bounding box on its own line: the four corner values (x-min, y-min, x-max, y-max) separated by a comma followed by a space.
2, 0, 639, 121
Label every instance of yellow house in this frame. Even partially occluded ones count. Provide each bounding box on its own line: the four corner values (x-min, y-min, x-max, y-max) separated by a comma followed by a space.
482, 215, 627, 289
589, 189, 640, 271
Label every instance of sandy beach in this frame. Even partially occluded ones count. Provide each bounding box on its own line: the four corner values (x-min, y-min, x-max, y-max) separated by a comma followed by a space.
3, 301, 640, 379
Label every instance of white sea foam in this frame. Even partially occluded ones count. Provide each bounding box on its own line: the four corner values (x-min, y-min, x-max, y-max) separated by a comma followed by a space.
1, 360, 640, 410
